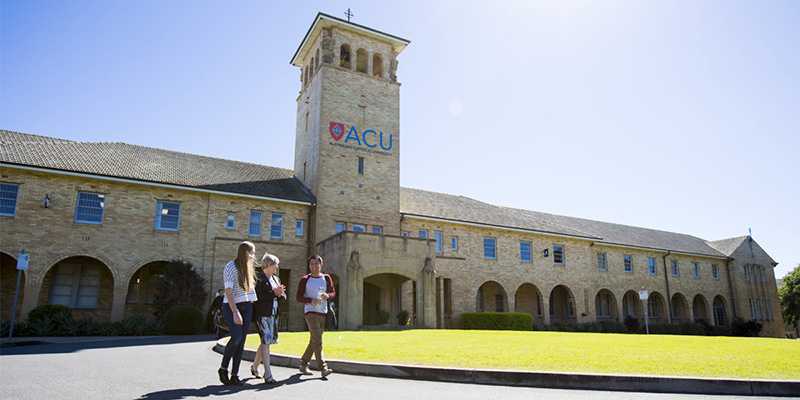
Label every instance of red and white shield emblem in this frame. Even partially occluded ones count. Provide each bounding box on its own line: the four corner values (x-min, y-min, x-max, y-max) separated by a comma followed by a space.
330, 122, 345, 141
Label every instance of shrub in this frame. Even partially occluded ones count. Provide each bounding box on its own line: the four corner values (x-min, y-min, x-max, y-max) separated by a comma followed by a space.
623, 315, 639, 333
461, 312, 533, 331
375, 309, 391, 325
532, 323, 558, 331
732, 317, 763, 337
599, 320, 627, 333
163, 306, 204, 335
396, 310, 410, 326
710, 326, 732, 336
572, 322, 600, 332
28, 304, 71, 324
115, 314, 150, 336
52, 311, 81, 336
695, 318, 713, 335
29, 316, 56, 336
153, 259, 208, 319
679, 322, 707, 336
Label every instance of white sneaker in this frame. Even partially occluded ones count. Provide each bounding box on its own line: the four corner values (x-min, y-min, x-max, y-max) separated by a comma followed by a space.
299, 364, 312, 375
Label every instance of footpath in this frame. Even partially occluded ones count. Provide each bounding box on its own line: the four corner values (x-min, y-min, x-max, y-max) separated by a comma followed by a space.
3, 335, 797, 396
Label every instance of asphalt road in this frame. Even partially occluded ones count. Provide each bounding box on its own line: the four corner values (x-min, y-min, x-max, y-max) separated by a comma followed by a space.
0, 335, 792, 400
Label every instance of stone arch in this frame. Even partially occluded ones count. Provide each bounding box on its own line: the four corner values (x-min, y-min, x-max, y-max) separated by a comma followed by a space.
548, 285, 576, 322
340, 44, 351, 69
595, 288, 618, 320
692, 294, 710, 322
621, 290, 641, 322
356, 48, 368, 73
40, 255, 115, 321
476, 281, 508, 312
372, 52, 383, 77
123, 260, 168, 318
670, 292, 690, 323
315, 48, 320, 69
713, 295, 728, 326
1, 251, 25, 321
304, 66, 309, 86
647, 291, 668, 323
310, 56, 315, 77
36, 252, 119, 289
514, 283, 543, 323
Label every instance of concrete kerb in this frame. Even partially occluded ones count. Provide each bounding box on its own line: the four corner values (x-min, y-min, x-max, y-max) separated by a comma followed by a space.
214, 339, 800, 397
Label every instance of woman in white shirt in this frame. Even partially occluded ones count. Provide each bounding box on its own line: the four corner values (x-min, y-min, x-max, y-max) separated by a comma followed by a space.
218, 241, 257, 386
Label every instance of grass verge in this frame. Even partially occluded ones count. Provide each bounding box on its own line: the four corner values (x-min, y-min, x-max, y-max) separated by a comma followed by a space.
243, 330, 800, 380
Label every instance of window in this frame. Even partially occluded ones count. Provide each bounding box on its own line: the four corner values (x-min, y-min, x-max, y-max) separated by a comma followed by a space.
126, 270, 140, 303
154, 201, 181, 231
418, 230, 428, 239
520, 242, 532, 262
692, 262, 700, 278
749, 299, 756, 319
372, 226, 382, 234
757, 299, 763, 320
623, 292, 638, 317
451, 237, 458, 251
597, 252, 607, 271
757, 266, 764, 282
249, 211, 262, 236
744, 265, 749, 281
484, 238, 496, 259
74, 192, 105, 224
434, 231, 443, 253
712, 264, 719, 280
671, 297, 680, 319
596, 292, 611, 318
372, 53, 383, 77
648, 258, 657, 275
145, 267, 164, 304
648, 297, 659, 318
340, 44, 351, 68
0, 183, 20, 216
553, 245, 564, 265
270, 213, 283, 238
48, 263, 101, 308
295, 220, 304, 236
768, 300, 774, 320
352, 224, 366, 232
335, 222, 346, 233
356, 48, 368, 73
226, 213, 236, 230
402, 231, 409, 237
358, 157, 364, 175
624, 255, 633, 273
671, 260, 679, 277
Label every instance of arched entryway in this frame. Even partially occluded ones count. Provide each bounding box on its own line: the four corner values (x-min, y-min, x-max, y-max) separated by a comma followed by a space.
548, 285, 575, 323
514, 283, 543, 323
692, 294, 709, 323
713, 296, 728, 326
40, 256, 114, 321
124, 261, 166, 318
622, 290, 641, 321
670, 293, 689, 323
646, 291, 667, 324
362, 273, 413, 326
1, 252, 25, 322
595, 289, 618, 321
476, 281, 508, 312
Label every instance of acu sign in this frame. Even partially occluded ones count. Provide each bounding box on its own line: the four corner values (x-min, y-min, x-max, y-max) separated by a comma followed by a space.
330, 122, 393, 151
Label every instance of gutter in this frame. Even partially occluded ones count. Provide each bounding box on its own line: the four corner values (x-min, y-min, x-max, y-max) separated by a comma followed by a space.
726, 257, 737, 319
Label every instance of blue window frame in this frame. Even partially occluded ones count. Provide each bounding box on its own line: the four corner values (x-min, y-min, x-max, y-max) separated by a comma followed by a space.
484, 238, 496, 259
597, 252, 607, 271
672, 260, 679, 276
553, 245, 564, 265
0, 183, 20, 216
402, 231, 409, 237
249, 211, 262, 237
335, 222, 346, 233
270, 213, 283, 239
712, 264, 719, 280
624, 255, 633, 273
434, 231, 443, 253
419, 230, 428, 239
74, 192, 105, 224
226, 212, 236, 230
648, 258, 657, 275
520, 242, 531, 262
692, 262, 700, 278
296, 220, 304, 236
352, 224, 366, 232
372, 226, 382, 234
154, 201, 181, 231
452, 237, 458, 251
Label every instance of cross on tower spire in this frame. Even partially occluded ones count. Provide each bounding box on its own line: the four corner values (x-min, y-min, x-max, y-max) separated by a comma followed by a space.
344, 8, 354, 22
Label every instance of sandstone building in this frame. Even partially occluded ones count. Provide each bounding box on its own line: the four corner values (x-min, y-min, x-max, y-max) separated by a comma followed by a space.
0, 13, 784, 337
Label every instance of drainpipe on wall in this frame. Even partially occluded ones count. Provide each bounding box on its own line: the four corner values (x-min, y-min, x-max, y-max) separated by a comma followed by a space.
662, 251, 672, 324
306, 204, 316, 261
726, 257, 737, 319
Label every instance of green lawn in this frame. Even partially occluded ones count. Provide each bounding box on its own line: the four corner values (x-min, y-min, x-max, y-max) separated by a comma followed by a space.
243, 330, 800, 380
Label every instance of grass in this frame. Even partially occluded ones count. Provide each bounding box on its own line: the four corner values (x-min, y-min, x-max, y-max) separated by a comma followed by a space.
243, 330, 800, 380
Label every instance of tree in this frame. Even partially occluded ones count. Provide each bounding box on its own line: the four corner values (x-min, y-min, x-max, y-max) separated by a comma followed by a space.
152, 259, 208, 319
779, 264, 800, 337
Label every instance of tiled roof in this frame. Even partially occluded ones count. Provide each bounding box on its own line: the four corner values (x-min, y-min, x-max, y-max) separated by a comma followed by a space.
400, 187, 729, 258
706, 236, 749, 257
0, 130, 315, 203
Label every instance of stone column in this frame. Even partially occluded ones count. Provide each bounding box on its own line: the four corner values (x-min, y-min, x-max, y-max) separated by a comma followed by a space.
342, 251, 363, 330
19, 285, 41, 322
421, 257, 436, 328
110, 287, 128, 322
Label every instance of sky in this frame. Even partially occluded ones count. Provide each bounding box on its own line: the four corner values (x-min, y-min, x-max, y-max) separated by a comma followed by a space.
2, 1, 798, 279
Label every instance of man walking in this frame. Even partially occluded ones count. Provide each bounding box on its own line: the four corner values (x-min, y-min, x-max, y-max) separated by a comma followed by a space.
296, 255, 335, 377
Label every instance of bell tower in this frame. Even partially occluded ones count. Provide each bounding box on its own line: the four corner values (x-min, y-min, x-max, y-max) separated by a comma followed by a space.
291, 13, 410, 244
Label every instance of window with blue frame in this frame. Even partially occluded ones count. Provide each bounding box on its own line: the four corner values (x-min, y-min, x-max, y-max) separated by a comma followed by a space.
372, 226, 382, 234
520, 242, 531, 262
335, 222, 346, 233
296, 220, 304, 236
0, 183, 20, 216
451, 237, 458, 251
154, 201, 181, 231
226, 212, 236, 230
624, 255, 633, 273
74, 192, 105, 224
249, 211, 262, 237
648, 258, 657, 275
419, 230, 427, 239
597, 252, 607, 271
352, 224, 366, 232
434, 231, 443, 253
553, 245, 564, 265
270, 213, 283, 238
484, 238, 496, 259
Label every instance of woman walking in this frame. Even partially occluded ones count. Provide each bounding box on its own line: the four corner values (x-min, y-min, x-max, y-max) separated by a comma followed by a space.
218, 241, 257, 386
250, 253, 286, 384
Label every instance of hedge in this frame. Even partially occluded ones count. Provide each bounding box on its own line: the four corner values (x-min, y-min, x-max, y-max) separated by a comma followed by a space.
461, 312, 533, 331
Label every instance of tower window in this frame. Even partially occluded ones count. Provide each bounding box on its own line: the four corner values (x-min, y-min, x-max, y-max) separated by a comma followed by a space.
358, 157, 364, 175
373, 53, 383, 77
340, 44, 351, 69
356, 48, 368, 73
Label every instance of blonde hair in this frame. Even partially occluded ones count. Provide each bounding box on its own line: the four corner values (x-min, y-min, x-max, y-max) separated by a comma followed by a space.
234, 241, 256, 292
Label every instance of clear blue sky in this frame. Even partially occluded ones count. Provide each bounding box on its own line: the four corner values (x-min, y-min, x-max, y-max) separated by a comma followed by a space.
2, 1, 798, 278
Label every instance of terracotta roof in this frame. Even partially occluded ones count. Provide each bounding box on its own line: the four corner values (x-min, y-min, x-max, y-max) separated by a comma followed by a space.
400, 187, 729, 258
0, 130, 315, 203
